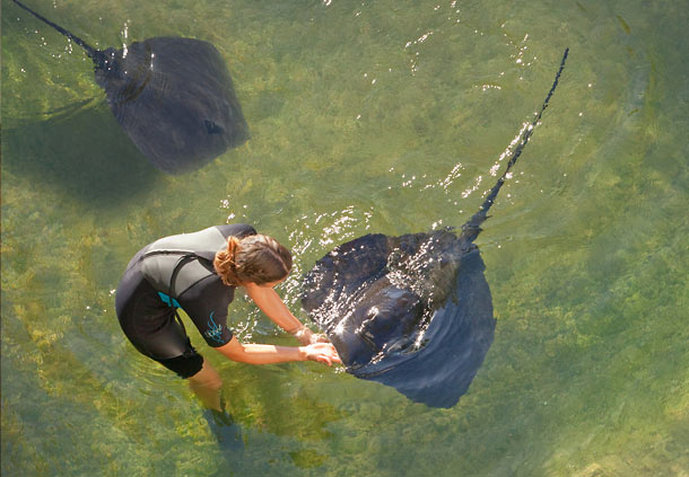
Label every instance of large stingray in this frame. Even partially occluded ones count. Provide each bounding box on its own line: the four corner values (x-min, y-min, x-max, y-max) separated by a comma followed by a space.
12, 0, 249, 174
302, 49, 569, 408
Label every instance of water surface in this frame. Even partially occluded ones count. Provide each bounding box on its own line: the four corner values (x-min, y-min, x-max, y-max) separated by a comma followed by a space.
2, 0, 688, 475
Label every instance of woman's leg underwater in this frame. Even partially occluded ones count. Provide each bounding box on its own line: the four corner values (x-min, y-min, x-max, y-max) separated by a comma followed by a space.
188, 358, 223, 411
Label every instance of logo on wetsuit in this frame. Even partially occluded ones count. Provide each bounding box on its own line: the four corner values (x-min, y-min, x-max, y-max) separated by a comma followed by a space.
203, 312, 226, 344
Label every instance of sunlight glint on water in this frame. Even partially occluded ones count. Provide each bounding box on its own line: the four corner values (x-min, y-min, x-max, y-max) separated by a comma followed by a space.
2, 0, 688, 475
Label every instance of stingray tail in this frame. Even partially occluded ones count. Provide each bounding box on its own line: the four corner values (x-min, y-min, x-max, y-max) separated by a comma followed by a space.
12, 0, 98, 59
460, 48, 570, 243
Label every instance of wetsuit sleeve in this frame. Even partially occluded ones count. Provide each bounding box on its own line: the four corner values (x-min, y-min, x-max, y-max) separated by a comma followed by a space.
178, 277, 235, 347
215, 224, 257, 240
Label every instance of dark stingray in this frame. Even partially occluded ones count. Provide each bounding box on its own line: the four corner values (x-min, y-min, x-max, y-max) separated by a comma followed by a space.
302, 49, 570, 408
12, 0, 249, 174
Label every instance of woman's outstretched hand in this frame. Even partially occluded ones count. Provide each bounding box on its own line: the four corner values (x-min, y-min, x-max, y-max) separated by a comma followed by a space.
302, 342, 342, 366
294, 327, 330, 345
310, 332, 330, 344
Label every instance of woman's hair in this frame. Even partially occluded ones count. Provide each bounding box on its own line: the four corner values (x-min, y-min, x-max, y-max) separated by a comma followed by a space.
213, 234, 293, 286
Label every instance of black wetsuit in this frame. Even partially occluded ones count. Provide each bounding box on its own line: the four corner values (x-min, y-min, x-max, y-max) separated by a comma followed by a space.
115, 224, 256, 378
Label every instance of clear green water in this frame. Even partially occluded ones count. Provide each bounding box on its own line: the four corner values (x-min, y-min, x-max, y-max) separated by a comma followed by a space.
2, 0, 688, 475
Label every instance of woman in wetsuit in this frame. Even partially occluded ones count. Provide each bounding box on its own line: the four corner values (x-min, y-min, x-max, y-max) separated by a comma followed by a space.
115, 223, 340, 411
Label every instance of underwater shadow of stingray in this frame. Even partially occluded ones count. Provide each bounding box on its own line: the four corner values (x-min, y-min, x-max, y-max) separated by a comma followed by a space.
302, 49, 570, 408
3, 107, 159, 207
12, 0, 249, 174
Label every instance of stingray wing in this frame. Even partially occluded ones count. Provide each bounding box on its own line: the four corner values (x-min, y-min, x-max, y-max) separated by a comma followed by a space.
99, 37, 249, 173
302, 230, 496, 408
355, 247, 495, 408
302, 234, 390, 331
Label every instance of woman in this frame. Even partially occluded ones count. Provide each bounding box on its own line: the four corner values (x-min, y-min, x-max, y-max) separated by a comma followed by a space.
115, 223, 341, 412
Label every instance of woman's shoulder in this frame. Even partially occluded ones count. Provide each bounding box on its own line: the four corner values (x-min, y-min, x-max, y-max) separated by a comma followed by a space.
214, 223, 257, 239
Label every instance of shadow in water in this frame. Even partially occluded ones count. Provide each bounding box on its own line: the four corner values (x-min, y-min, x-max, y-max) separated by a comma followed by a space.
3, 106, 161, 207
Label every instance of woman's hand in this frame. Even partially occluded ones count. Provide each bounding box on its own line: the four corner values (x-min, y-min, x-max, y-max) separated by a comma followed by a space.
218, 336, 341, 367
302, 343, 342, 366
310, 332, 330, 344
294, 327, 330, 345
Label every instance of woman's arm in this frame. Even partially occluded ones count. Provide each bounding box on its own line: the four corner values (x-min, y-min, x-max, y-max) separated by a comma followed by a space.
242, 283, 327, 345
215, 335, 340, 366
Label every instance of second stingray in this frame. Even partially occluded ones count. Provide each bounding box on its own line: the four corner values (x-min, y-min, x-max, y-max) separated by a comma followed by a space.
302, 49, 570, 408
12, 0, 249, 174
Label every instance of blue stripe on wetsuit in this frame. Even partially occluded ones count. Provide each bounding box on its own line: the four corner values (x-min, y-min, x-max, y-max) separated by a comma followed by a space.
158, 292, 181, 308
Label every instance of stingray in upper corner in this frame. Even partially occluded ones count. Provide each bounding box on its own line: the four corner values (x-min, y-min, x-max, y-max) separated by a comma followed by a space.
302, 49, 570, 408
12, 0, 249, 174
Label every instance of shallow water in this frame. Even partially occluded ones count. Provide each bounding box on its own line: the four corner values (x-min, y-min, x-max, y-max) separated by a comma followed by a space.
2, 0, 688, 475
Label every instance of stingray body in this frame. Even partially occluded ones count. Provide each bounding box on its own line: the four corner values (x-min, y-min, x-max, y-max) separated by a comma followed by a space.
12, 0, 249, 174
302, 49, 569, 408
